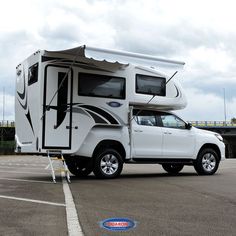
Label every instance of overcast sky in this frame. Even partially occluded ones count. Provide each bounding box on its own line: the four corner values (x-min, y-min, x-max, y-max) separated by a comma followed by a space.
1, 0, 236, 121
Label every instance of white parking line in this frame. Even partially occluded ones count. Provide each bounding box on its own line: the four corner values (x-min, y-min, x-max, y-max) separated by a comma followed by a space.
0, 177, 53, 184
0, 170, 49, 175
61, 172, 84, 236
0, 165, 47, 171
0, 195, 66, 207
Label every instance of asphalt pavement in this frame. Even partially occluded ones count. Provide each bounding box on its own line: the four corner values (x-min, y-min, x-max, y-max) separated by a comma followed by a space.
0, 155, 236, 236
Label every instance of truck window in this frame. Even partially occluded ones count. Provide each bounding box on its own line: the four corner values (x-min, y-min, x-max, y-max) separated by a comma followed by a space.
160, 114, 186, 129
78, 73, 125, 99
133, 110, 157, 126
28, 63, 39, 86
136, 74, 166, 96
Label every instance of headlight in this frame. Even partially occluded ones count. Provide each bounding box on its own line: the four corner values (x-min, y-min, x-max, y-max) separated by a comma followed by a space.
215, 133, 223, 142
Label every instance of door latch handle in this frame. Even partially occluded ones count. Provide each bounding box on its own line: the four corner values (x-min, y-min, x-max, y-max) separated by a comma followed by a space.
66, 126, 78, 129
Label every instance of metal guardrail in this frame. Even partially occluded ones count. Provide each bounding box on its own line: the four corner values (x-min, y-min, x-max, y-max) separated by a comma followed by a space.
0, 121, 15, 127
190, 121, 236, 127
0, 120, 236, 128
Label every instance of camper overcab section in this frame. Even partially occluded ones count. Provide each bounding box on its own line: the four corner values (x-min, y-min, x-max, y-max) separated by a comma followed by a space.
15, 45, 225, 179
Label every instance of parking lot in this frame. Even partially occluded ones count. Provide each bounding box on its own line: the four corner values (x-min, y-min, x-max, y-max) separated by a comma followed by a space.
0, 155, 236, 236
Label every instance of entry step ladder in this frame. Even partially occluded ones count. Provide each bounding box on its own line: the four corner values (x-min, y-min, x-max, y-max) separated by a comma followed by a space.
47, 150, 71, 183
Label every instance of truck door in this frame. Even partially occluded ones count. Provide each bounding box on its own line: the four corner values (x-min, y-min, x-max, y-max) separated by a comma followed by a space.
132, 110, 162, 158
42, 65, 73, 149
159, 113, 195, 158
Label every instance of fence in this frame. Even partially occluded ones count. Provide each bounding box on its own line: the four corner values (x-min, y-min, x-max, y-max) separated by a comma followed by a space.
190, 121, 236, 127
0, 141, 15, 155
0, 121, 15, 127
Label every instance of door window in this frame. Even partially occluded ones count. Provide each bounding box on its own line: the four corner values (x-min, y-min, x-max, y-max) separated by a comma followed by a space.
160, 114, 186, 129
133, 110, 157, 126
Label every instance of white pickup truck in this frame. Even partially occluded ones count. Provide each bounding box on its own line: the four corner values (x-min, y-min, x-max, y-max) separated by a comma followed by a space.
65, 108, 225, 179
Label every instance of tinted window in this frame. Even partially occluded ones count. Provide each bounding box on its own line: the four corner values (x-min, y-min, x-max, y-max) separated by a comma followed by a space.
160, 114, 186, 129
28, 63, 38, 86
78, 73, 125, 99
133, 110, 157, 126
136, 74, 166, 96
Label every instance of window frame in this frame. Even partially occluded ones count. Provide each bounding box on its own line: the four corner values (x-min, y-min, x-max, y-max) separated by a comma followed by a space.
133, 109, 158, 127
78, 72, 126, 100
135, 74, 166, 96
133, 109, 188, 130
28, 63, 39, 86
158, 112, 187, 130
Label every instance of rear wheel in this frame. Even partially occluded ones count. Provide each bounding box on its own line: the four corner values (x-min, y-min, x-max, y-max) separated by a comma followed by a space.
194, 148, 219, 175
66, 157, 93, 177
162, 163, 184, 175
93, 149, 123, 179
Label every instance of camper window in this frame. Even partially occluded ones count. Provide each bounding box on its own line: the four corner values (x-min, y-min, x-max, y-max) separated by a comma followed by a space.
28, 63, 38, 86
136, 74, 166, 96
78, 73, 125, 99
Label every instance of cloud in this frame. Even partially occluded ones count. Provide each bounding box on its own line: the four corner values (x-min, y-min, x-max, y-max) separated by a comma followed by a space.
176, 87, 236, 121
1, 0, 236, 121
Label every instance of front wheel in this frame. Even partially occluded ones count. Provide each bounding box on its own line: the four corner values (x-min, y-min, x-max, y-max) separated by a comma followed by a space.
162, 163, 184, 175
93, 149, 123, 179
194, 148, 220, 175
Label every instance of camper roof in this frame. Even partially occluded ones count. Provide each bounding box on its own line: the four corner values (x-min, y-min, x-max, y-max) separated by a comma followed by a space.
44, 45, 185, 72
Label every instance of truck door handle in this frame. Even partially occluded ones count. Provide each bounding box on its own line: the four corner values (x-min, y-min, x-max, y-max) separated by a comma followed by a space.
164, 132, 172, 135
134, 129, 143, 133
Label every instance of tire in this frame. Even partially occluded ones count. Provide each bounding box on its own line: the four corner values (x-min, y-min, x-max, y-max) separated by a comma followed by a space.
162, 163, 184, 175
93, 149, 123, 179
194, 148, 219, 175
66, 158, 93, 177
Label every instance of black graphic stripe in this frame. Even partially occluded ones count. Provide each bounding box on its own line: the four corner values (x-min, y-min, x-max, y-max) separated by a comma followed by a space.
80, 105, 119, 125
17, 98, 27, 110
26, 111, 34, 135
17, 70, 26, 100
86, 110, 108, 124
174, 85, 180, 97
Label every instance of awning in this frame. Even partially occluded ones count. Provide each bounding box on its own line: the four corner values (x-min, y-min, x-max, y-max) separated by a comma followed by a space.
44, 45, 185, 73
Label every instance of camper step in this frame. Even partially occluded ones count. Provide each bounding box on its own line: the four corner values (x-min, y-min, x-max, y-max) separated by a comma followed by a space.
46, 150, 70, 183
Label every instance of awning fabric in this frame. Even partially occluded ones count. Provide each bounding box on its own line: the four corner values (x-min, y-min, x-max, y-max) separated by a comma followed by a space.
44, 45, 185, 74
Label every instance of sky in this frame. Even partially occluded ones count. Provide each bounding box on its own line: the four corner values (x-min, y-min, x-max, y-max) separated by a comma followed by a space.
0, 0, 236, 121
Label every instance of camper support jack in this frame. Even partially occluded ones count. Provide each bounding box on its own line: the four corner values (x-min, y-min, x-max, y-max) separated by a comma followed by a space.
47, 150, 71, 183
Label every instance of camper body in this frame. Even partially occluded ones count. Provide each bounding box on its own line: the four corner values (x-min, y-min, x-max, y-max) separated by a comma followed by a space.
15, 46, 225, 178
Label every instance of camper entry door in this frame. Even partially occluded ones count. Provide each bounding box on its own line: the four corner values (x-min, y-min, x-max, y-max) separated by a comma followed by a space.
42, 65, 73, 149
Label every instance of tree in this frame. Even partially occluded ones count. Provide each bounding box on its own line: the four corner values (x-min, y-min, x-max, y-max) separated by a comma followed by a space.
231, 117, 236, 124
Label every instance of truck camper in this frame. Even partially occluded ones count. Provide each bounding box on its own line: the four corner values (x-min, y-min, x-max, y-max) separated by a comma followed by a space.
15, 45, 225, 179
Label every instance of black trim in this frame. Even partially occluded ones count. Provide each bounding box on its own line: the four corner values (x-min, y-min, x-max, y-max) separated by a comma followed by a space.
28, 63, 39, 86
42, 65, 73, 150
17, 71, 26, 100
174, 85, 180, 97
80, 105, 119, 125
17, 68, 35, 135
86, 110, 108, 124
17, 97, 27, 110
135, 74, 166, 96
55, 72, 68, 129
132, 158, 194, 164
26, 111, 35, 135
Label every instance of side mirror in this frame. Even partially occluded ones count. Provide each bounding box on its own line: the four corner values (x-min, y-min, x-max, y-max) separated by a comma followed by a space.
186, 123, 192, 129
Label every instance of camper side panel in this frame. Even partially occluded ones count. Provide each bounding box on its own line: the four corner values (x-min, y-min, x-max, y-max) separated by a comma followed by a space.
15, 54, 42, 153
